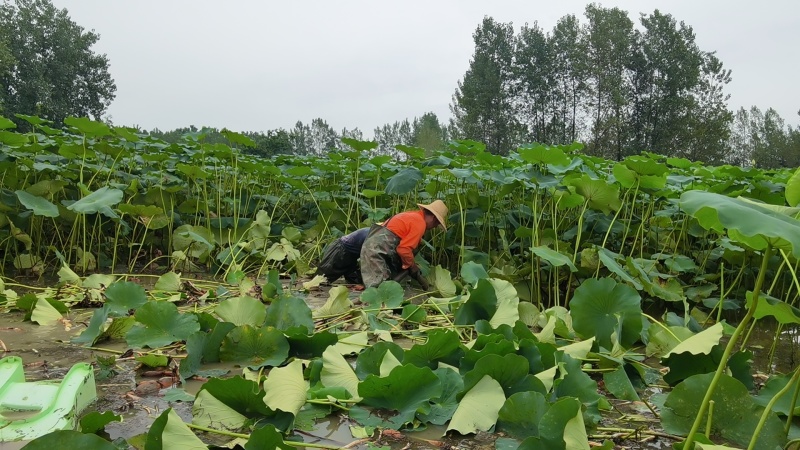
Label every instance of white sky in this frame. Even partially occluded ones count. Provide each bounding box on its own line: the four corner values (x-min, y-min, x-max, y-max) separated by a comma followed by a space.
51, 0, 800, 135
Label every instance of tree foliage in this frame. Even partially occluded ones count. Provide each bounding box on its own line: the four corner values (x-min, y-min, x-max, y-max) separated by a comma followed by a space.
0, 0, 116, 127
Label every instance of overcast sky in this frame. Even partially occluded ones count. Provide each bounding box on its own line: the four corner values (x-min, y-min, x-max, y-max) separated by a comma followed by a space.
51, 0, 799, 136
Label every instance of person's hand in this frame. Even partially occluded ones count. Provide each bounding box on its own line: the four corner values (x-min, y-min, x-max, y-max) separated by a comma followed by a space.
408, 264, 421, 277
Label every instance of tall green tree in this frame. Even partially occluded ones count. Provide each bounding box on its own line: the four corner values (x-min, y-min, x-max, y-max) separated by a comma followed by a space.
549, 14, 588, 144
583, 4, 634, 159
682, 51, 732, 163
513, 22, 556, 144
0, 0, 116, 127
451, 16, 519, 154
411, 112, 447, 152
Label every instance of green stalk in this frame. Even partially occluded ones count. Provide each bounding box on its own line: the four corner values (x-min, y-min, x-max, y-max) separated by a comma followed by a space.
683, 244, 773, 450
786, 368, 800, 435
747, 366, 800, 450
184, 423, 342, 449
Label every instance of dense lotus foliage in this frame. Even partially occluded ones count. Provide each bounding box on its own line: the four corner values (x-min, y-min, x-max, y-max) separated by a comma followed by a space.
3, 115, 800, 449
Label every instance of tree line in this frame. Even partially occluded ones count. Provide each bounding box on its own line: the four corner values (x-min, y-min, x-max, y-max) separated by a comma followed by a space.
0, 0, 797, 167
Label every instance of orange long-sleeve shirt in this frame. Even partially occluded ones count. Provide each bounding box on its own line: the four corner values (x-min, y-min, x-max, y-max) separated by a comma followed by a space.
385, 210, 426, 269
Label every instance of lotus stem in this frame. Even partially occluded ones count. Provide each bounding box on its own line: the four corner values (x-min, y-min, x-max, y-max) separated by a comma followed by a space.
683, 243, 772, 450
185, 422, 342, 449
705, 400, 713, 438
748, 366, 800, 450
786, 369, 800, 435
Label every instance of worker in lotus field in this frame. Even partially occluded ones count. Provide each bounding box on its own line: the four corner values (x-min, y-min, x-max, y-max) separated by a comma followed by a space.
360, 200, 448, 290
315, 227, 371, 285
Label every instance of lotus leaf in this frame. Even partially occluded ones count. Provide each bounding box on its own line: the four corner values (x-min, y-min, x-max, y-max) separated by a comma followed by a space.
20, 430, 117, 450
569, 277, 642, 350
447, 375, 506, 435
263, 360, 309, 417
358, 364, 442, 429
146, 408, 206, 450
219, 325, 289, 368
215, 295, 266, 327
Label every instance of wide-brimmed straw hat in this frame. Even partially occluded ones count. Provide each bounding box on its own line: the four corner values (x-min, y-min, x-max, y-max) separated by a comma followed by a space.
418, 200, 448, 231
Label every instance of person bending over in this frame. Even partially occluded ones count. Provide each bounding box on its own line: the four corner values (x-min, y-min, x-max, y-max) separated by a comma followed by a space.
315, 227, 370, 284
360, 200, 448, 289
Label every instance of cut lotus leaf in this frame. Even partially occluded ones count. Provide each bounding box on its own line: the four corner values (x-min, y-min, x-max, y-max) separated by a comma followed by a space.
215, 295, 266, 327
15, 190, 58, 217
662, 373, 784, 449
333, 331, 369, 355
433, 265, 457, 297
135, 353, 168, 368
146, 408, 207, 450
172, 224, 215, 259
313, 285, 352, 318
488, 278, 520, 328
559, 337, 595, 360
81, 274, 117, 290
126, 301, 200, 349
197, 376, 274, 419
569, 277, 642, 350
418, 367, 463, 426
263, 360, 309, 417
447, 375, 506, 435
462, 353, 546, 398
538, 397, 591, 450
531, 245, 577, 272
358, 364, 442, 429
219, 325, 289, 368
79, 410, 122, 434
31, 298, 62, 325
321, 346, 362, 401
552, 354, 603, 425
355, 341, 406, 379
680, 190, 800, 258
154, 271, 182, 291
663, 322, 723, 358
72, 305, 111, 345
603, 367, 640, 401
746, 291, 800, 324
192, 389, 249, 430
244, 424, 294, 450
360, 281, 404, 309
403, 329, 464, 370
379, 349, 403, 377
104, 281, 147, 316
645, 323, 695, 357
20, 430, 118, 450
461, 261, 489, 286
455, 278, 497, 325
496, 391, 549, 439
285, 328, 338, 359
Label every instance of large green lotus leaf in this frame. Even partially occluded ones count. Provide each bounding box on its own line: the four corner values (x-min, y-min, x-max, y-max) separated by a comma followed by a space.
553, 190, 585, 210
312, 286, 352, 318
244, 424, 294, 450
20, 430, 117, 450
462, 353, 545, 398
198, 376, 273, 419
385, 167, 423, 195
461, 261, 489, 286
333, 331, 369, 355
553, 355, 603, 425
361, 281, 404, 309
178, 322, 236, 380
31, 298, 62, 325
680, 190, 800, 258
531, 245, 577, 272
518, 144, 570, 166
455, 278, 497, 325
662, 373, 784, 449
215, 295, 266, 327
146, 408, 207, 450
15, 190, 58, 217
663, 322, 723, 358
434, 265, 457, 297
559, 338, 595, 361
65, 186, 123, 214
460, 335, 517, 374
219, 325, 289, 368
623, 155, 668, 176
355, 341, 406, 379
192, 389, 248, 430
321, 346, 361, 401
603, 367, 640, 401
496, 391, 549, 439
285, 327, 337, 359
447, 375, 506, 435
403, 329, 464, 369
569, 277, 642, 350
104, 281, 147, 316
64, 116, 111, 137
489, 278, 520, 328
746, 291, 800, 324
126, 301, 200, 349
358, 364, 442, 429
787, 167, 800, 207
79, 410, 122, 434
263, 359, 309, 416
754, 372, 800, 416
418, 368, 463, 425
567, 175, 621, 215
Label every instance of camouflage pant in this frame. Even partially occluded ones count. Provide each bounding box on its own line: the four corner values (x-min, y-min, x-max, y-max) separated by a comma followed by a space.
315, 239, 362, 283
360, 225, 402, 288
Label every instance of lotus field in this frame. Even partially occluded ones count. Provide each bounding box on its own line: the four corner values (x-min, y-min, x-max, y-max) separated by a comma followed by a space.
3, 114, 800, 449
